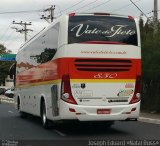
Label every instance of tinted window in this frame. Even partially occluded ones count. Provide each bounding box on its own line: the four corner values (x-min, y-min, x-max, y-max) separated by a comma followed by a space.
30, 23, 60, 65
16, 23, 60, 73
68, 16, 137, 46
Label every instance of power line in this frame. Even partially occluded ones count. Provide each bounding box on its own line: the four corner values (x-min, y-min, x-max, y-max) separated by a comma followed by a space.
136, 11, 152, 18
0, 23, 12, 40
146, 11, 153, 15
55, 5, 62, 16
83, 0, 112, 12
136, 10, 160, 18
57, 0, 86, 14
0, 9, 43, 15
130, 0, 148, 19
111, 0, 141, 13
73, 0, 99, 12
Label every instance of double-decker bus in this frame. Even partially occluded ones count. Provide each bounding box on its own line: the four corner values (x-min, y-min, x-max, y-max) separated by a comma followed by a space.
13, 13, 141, 128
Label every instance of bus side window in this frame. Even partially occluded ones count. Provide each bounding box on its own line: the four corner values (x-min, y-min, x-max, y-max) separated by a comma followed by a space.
30, 23, 60, 64
38, 23, 60, 64
36, 48, 57, 64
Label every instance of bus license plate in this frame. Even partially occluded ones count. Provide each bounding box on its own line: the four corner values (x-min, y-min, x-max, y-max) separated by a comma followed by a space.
97, 109, 111, 114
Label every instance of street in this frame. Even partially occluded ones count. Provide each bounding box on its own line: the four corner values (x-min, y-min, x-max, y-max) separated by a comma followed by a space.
0, 101, 160, 145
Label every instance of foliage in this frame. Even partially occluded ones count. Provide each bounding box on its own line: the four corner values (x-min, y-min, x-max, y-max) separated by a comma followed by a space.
140, 18, 160, 112
0, 44, 12, 85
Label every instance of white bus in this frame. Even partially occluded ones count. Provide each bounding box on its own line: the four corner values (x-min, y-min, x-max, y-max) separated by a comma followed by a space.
13, 13, 141, 128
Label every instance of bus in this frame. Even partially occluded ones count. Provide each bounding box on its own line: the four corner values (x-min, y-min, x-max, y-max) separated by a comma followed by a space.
13, 13, 141, 128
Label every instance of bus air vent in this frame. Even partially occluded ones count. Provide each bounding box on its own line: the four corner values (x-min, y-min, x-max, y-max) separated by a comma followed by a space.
75, 59, 132, 72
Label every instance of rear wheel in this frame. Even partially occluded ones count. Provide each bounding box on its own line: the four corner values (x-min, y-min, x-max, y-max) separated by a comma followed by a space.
17, 97, 26, 118
41, 101, 50, 129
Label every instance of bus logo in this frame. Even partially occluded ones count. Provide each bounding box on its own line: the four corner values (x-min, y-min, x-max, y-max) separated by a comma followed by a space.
81, 83, 86, 89
94, 73, 118, 79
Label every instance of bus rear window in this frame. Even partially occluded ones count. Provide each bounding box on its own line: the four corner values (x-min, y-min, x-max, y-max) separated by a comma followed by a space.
68, 16, 138, 46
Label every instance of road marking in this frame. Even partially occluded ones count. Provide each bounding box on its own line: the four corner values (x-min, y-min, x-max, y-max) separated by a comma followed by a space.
139, 117, 160, 125
54, 130, 66, 137
8, 110, 14, 114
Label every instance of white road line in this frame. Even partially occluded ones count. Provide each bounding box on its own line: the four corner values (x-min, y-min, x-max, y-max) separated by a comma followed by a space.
8, 111, 14, 114
139, 117, 160, 125
54, 130, 66, 137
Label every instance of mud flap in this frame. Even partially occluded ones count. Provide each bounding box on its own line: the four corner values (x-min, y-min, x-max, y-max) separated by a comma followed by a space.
51, 85, 59, 116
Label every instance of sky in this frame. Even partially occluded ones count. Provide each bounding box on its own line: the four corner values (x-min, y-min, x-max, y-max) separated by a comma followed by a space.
0, 0, 159, 54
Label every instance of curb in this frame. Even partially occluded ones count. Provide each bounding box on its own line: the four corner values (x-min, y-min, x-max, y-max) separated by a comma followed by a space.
139, 117, 160, 125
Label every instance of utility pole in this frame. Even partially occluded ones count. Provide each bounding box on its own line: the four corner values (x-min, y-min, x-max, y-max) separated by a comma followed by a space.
41, 5, 55, 23
153, 0, 158, 33
12, 21, 32, 42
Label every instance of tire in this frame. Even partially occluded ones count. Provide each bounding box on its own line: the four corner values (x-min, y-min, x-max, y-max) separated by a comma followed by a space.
17, 97, 26, 118
41, 101, 50, 129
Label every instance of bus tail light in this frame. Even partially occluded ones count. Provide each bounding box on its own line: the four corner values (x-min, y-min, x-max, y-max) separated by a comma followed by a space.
69, 13, 75, 17
129, 76, 141, 104
128, 16, 134, 20
61, 75, 77, 104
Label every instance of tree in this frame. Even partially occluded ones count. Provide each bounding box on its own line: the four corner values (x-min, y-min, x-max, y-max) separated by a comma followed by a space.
0, 44, 12, 86
0, 44, 11, 54
140, 18, 160, 112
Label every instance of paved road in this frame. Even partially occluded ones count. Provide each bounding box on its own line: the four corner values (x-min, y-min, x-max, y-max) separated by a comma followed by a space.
0, 102, 160, 146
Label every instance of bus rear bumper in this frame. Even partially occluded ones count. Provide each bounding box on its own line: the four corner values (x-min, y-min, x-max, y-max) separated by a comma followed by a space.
59, 100, 140, 121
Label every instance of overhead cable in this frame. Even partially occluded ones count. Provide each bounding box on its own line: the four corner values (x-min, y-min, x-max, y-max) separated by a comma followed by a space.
130, 0, 148, 19
0, 9, 43, 15
0, 23, 12, 40
111, 0, 141, 13
84, 0, 112, 12
73, 0, 99, 12
58, 0, 86, 14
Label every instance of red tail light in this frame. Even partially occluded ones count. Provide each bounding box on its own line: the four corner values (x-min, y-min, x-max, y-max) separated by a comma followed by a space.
129, 76, 141, 104
61, 75, 77, 104
69, 13, 75, 17
128, 16, 134, 20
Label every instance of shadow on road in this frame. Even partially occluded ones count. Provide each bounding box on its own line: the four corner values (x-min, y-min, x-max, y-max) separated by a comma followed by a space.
19, 114, 131, 138
56, 122, 131, 138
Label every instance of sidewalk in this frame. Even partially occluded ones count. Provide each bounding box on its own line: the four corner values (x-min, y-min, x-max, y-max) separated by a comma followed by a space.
139, 112, 160, 124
